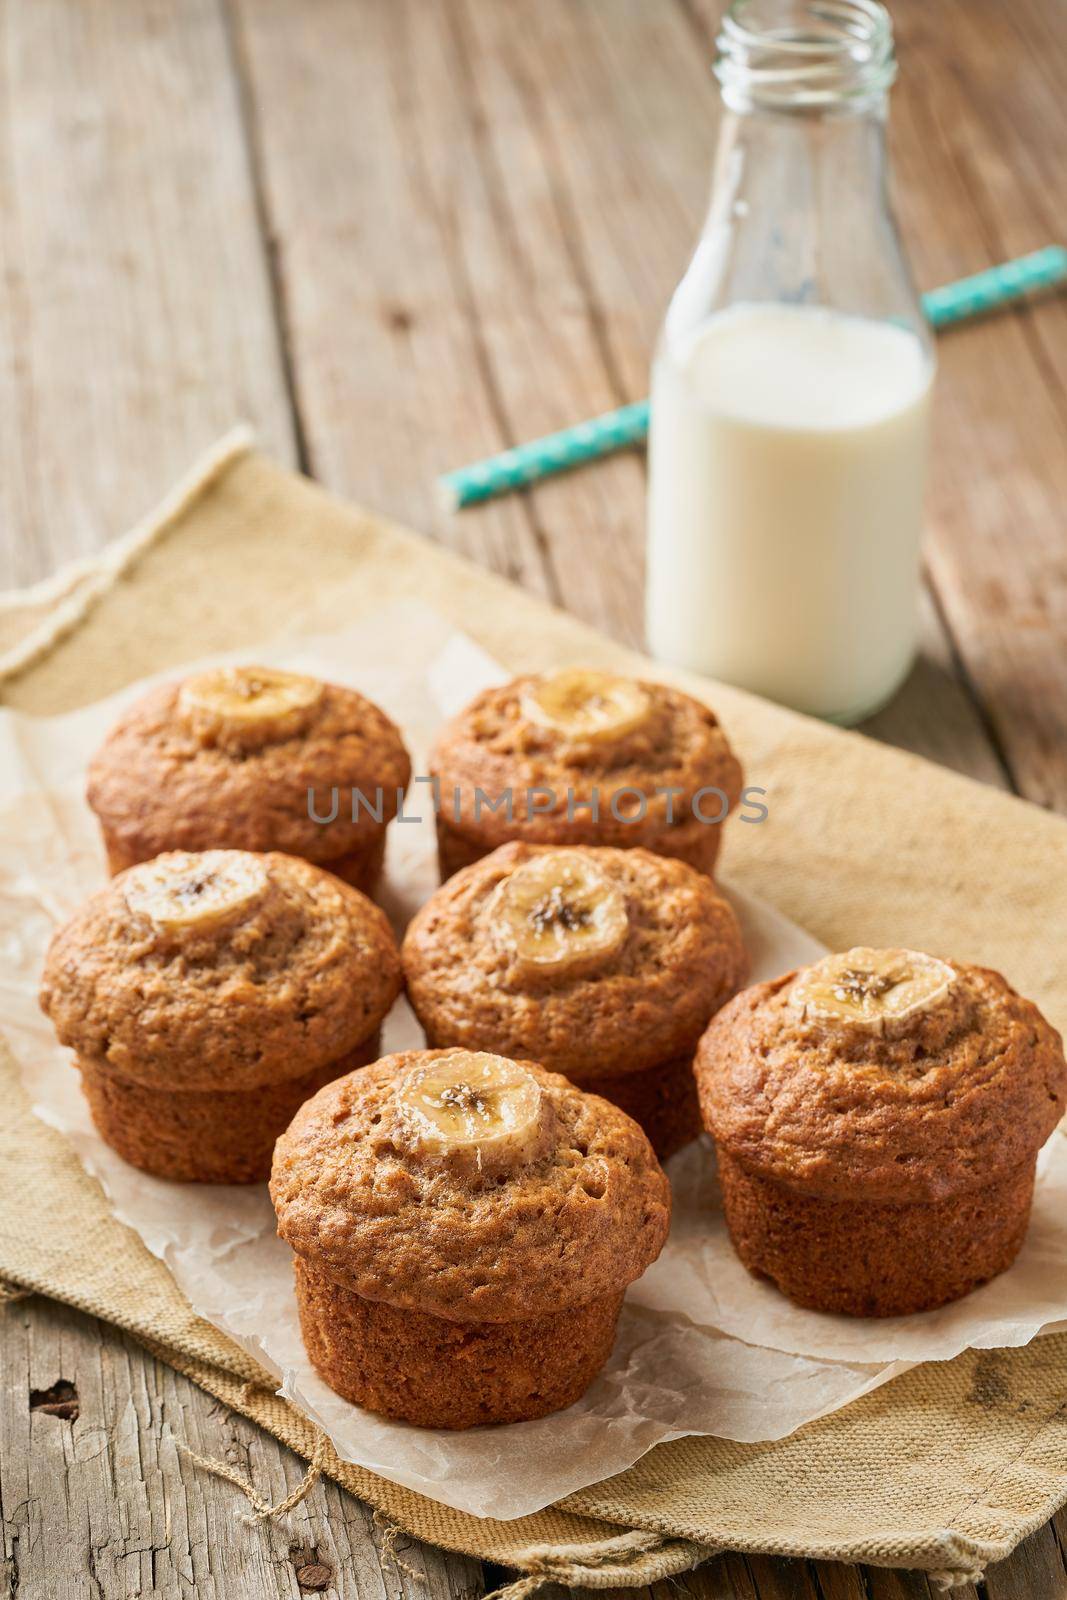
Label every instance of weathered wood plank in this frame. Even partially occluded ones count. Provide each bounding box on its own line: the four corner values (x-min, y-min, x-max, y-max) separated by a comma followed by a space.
225, 0, 557, 609
983, 1519, 1067, 1600
809, 1562, 887, 1599
0, 1295, 486, 1600
860, 588, 1011, 789
0, 0, 296, 591
887, 0, 1067, 813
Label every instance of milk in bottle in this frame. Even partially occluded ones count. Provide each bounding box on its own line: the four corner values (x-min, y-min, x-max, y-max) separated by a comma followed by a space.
646, 0, 934, 724
648, 302, 932, 721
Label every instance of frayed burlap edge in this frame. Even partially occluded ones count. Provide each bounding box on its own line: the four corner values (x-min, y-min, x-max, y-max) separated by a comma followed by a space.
0, 426, 255, 684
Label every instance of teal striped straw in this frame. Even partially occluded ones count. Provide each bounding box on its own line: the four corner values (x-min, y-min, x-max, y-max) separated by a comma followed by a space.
438, 245, 1067, 511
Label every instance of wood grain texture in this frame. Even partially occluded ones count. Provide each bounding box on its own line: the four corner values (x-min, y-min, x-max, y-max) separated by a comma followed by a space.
0, 0, 296, 591
888, 0, 1067, 811
226, 0, 558, 605
1, 0, 1066, 1596
0, 1295, 486, 1600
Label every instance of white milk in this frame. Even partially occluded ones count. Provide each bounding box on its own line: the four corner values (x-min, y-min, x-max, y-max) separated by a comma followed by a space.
646, 302, 933, 723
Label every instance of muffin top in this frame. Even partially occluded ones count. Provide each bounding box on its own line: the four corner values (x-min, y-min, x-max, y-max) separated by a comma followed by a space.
429, 668, 742, 848
270, 1048, 671, 1322
86, 666, 411, 864
40, 850, 401, 1090
402, 843, 748, 1079
696, 947, 1067, 1204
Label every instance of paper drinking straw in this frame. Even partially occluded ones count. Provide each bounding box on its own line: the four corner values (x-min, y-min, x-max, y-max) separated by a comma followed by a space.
920, 245, 1067, 326
438, 245, 1067, 510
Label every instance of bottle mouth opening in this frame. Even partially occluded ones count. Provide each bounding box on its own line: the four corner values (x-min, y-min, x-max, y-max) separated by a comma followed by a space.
716, 0, 896, 111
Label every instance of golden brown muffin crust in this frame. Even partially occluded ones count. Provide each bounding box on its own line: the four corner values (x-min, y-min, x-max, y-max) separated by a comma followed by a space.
39, 851, 401, 1090
429, 675, 742, 851
86, 678, 411, 865
695, 962, 1067, 1204
402, 843, 748, 1079
270, 1049, 671, 1322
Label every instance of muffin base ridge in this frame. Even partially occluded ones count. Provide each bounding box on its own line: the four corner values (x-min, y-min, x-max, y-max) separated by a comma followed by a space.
101, 828, 388, 897
434, 813, 723, 883
294, 1258, 624, 1428
77, 1032, 382, 1184
716, 1148, 1036, 1317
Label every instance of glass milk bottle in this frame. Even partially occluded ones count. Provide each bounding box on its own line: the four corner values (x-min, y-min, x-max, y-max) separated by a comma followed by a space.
646, 0, 934, 724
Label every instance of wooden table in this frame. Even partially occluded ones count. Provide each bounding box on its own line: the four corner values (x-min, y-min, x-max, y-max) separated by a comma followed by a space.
2, 1, 1065, 1595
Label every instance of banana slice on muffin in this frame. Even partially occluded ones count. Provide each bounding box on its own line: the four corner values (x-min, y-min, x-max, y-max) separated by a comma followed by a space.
122, 851, 269, 934
395, 1051, 554, 1172
178, 666, 324, 749
487, 849, 629, 977
790, 946, 957, 1035
519, 669, 652, 745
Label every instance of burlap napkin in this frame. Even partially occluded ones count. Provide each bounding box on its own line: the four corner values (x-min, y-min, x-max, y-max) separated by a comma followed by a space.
2, 434, 1065, 1590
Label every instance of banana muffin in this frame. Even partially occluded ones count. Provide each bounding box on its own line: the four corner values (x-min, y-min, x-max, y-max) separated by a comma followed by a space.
429, 667, 743, 880
402, 842, 748, 1160
270, 1048, 671, 1428
39, 850, 402, 1183
695, 947, 1067, 1317
87, 665, 411, 895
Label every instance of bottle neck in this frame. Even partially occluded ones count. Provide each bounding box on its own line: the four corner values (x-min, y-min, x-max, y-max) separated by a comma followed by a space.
663, 82, 928, 348
708, 99, 891, 229
715, 0, 896, 117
